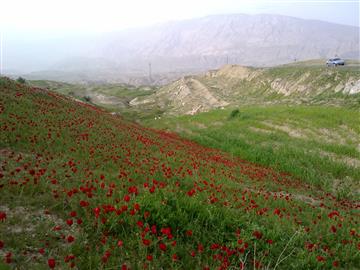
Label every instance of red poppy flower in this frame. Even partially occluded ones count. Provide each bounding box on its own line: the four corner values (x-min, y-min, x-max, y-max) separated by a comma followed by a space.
134, 203, 140, 211
151, 225, 157, 234
328, 211, 339, 219
53, 225, 62, 231
253, 231, 263, 239
48, 258, 56, 268
67, 235, 75, 243
80, 200, 89, 207
161, 227, 171, 236
102, 250, 111, 263
0, 211, 6, 222
144, 211, 150, 219
137, 221, 144, 228
66, 219, 73, 226
5, 252, 12, 264
142, 239, 151, 246
65, 254, 75, 262
94, 207, 101, 218
197, 244, 204, 253
159, 242, 167, 252
146, 255, 153, 261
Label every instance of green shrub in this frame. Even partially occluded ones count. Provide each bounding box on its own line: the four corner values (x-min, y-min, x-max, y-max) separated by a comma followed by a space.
83, 95, 92, 102
16, 77, 26, 84
228, 109, 240, 119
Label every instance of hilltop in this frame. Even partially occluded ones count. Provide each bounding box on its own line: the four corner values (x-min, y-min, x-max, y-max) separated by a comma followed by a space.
1, 77, 359, 269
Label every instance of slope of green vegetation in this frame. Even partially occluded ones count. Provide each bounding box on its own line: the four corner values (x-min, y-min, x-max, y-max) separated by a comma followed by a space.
123, 62, 360, 116
28, 62, 360, 121
202, 64, 360, 106
1, 77, 359, 269
29, 80, 157, 110
144, 105, 360, 199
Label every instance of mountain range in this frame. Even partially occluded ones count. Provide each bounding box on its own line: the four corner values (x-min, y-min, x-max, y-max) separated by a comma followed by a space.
103, 14, 359, 71
8, 14, 360, 83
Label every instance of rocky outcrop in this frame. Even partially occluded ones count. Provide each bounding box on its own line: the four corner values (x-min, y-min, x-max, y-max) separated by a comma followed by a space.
343, 79, 360, 94
130, 77, 228, 115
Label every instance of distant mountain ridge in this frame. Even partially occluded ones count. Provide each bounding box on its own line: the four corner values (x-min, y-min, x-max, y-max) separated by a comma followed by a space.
101, 14, 359, 72
16, 14, 360, 83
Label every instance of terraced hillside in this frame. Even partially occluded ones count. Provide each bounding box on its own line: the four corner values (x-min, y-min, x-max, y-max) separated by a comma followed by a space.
0, 77, 359, 269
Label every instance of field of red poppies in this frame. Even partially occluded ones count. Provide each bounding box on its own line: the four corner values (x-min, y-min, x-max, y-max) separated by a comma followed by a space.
0, 77, 359, 269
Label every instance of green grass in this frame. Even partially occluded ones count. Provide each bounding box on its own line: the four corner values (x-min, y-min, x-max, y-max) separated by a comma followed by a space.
144, 105, 360, 199
1, 77, 359, 269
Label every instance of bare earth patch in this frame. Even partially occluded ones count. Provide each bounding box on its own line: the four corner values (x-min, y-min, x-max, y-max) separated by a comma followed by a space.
262, 122, 307, 139
0, 204, 81, 258
249, 126, 273, 134
316, 150, 360, 168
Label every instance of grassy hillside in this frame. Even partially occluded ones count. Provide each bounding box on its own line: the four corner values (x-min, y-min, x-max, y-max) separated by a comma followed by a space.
144, 105, 360, 200
129, 63, 360, 116
29, 80, 157, 111
26, 62, 360, 123
1, 77, 359, 269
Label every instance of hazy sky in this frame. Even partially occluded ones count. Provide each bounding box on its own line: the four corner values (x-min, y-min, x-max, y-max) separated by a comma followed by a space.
0, 0, 359, 74
1, 0, 359, 34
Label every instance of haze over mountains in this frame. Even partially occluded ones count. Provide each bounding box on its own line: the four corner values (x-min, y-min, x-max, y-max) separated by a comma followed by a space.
103, 14, 359, 69
6, 14, 360, 84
